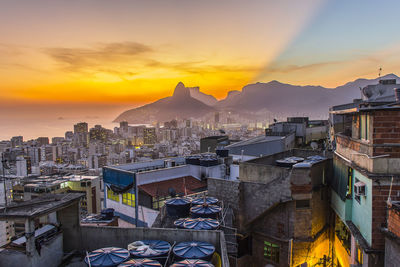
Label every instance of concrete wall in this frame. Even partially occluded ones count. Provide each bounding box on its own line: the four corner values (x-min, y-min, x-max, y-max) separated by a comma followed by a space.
207, 177, 240, 226
384, 237, 400, 267
239, 162, 290, 184
0, 233, 63, 267
57, 202, 81, 253
241, 177, 291, 229
336, 135, 400, 174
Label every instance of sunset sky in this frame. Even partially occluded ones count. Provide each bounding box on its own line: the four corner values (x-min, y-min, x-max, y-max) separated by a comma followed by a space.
1, 0, 400, 139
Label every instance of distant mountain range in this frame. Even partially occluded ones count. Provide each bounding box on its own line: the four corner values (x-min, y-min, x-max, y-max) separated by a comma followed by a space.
114, 74, 400, 123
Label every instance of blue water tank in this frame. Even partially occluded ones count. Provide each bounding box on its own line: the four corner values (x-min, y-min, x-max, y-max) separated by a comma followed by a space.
174, 218, 190, 228
85, 247, 130, 267
118, 258, 162, 267
216, 149, 229, 158
190, 204, 221, 219
191, 197, 218, 206
165, 197, 191, 218
170, 259, 215, 267
185, 156, 201, 165
173, 241, 215, 261
129, 240, 171, 259
101, 208, 115, 220
183, 218, 219, 230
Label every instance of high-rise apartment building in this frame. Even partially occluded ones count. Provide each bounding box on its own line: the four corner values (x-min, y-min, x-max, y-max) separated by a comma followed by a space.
143, 127, 157, 145
10, 136, 23, 148
73, 122, 89, 147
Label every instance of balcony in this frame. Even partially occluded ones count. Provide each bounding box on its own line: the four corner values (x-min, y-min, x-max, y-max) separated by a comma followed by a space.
335, 133, 400, 174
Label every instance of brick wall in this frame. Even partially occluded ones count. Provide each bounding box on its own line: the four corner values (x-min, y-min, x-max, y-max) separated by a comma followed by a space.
388, 203, 400, 237
336, 134, 361, 152
371, 184, 400, 250
373, 110, 400, 157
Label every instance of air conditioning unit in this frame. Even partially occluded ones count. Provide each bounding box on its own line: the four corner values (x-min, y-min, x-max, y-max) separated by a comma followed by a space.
354, 181, 366, 196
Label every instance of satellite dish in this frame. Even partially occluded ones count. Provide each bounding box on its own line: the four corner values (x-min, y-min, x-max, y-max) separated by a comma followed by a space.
362, 87, 372, 98
310, 142, 318, 150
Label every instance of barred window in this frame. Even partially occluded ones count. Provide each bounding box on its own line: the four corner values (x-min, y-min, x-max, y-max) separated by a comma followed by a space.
107, 189, 119, 202
264, 241, 279, 263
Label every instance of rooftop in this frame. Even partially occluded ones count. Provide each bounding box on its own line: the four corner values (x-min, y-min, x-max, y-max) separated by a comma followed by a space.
139, 176, 207, 197
245, 149, 329, 169
0, 193, 84, 220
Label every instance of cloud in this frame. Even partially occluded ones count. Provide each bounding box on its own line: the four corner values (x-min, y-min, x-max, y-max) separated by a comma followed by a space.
43, 42, 153, 72
144, 59, 260, 75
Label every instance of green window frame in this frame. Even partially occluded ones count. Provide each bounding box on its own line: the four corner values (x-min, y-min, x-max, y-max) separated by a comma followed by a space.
264, 241, 280, 263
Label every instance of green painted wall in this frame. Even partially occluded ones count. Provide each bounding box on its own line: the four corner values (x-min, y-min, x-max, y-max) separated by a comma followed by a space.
351, 169, 372, 246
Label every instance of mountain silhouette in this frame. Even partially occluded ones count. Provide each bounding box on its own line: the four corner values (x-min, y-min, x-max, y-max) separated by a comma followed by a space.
115, 74, 400, 123
114, 82, 215, 123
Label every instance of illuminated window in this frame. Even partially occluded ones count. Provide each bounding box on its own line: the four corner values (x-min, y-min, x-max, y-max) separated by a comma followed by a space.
264, 241, 279, 263
107, 189, 120, 202
356, 243, 363, 264
122, 192, 135, 207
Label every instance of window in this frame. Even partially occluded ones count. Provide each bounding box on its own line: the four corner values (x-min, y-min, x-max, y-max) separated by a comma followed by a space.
80, 182, 86, 187
296, 200, 310, 209
152, 196, 171, 210
360, 114, 369, 140
107, 189, 119, 202
264, 241, 279, 263
122, 192, 135, 207
347, 167, 353, 197
332, 159, 351, 200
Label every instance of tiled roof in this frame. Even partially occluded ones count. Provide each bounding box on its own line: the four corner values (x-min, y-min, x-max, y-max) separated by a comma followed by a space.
138, 176, 206, 197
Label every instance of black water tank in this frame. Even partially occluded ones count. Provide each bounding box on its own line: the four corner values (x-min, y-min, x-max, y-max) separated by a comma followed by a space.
165, 197, 191, 218
216, 149, 229, 158
101, 208, 115, 220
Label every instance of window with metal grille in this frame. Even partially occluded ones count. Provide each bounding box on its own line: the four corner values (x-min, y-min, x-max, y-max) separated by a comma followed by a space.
264, 241, 279, 263
122, 192, 135, 207
107, 189, 119, 202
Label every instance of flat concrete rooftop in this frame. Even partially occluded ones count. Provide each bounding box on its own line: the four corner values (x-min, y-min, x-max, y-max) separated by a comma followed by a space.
0, 193, 84, 220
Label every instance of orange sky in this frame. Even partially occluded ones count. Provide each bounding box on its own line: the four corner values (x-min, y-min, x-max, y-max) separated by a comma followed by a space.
1, 0, 400, 139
